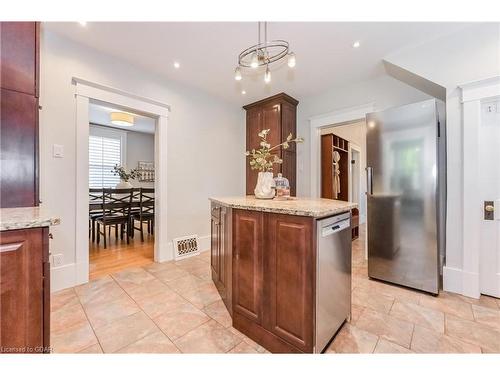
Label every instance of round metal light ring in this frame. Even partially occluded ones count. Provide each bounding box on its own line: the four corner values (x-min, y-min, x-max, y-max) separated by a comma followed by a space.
238, 40, 289, 68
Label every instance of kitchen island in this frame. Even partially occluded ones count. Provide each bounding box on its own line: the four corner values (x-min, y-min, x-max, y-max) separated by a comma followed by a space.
209, 196, 357, 353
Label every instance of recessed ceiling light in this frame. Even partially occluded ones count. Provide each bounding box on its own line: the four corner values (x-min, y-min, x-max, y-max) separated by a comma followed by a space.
352, 41, 361, 48
78, 21, 87, 27
173, 62, 180, 69
241, 90, 246, 95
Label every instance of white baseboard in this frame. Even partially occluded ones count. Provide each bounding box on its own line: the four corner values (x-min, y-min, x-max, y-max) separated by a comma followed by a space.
443, 265, 480, 299
51, 263, 77, 293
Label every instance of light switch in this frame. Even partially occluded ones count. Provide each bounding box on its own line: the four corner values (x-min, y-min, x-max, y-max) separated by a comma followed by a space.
53, 144, 64, 158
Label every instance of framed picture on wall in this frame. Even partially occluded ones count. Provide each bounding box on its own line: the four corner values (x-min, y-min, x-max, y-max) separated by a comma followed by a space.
137, 161, 155, 182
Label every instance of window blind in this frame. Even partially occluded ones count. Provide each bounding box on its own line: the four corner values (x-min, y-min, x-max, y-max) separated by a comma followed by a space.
89, 134, 122, 188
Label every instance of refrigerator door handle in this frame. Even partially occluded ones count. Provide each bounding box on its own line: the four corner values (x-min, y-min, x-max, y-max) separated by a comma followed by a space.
366, 167, 373, 195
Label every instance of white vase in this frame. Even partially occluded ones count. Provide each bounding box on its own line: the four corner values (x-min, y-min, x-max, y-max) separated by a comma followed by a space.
254, 171, 276, 199
116, 180, 133, 189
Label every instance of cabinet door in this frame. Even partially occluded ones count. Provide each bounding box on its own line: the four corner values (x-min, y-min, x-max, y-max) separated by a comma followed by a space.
0, 228, 44, 351
264, 213, 314, 352
0, 22, 38, 96
0, 89, 37, 208
232, 209, 263, 324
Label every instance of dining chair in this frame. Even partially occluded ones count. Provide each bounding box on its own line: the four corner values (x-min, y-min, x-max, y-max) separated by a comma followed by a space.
132, 188, 155, 242
95, 188, 133, 249
89, 188, 105, 243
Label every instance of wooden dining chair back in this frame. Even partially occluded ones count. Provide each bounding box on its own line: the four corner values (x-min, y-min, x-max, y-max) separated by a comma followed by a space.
132, 188, 155, 242
95, 188, 133, 249
89, 188, 105, 242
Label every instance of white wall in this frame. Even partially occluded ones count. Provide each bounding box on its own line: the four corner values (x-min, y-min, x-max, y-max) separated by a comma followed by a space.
321, 121, 367, 220
126, 131, 155, 188
384, 23, 500, 295
40, 30, 245, 291
296, 74, 432, 197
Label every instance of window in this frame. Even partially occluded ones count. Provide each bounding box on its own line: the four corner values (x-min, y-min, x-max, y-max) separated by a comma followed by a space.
89, 126, 126, 188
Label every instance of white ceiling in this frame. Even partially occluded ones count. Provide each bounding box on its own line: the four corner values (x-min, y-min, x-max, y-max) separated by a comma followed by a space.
44, 22, 471, 105
89, 102, 156, 134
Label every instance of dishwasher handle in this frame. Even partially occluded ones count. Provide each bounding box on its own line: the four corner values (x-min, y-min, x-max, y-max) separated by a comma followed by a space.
321, 218, 350, 237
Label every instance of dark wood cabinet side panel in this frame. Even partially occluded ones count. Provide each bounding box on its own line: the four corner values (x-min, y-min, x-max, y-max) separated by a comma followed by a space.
265, 213, 314, 352
0, 228, 44, 351
0, 22, 37, 95
232, 209, 263, 324
0, 89, 37, 208
321, 134, 334, 199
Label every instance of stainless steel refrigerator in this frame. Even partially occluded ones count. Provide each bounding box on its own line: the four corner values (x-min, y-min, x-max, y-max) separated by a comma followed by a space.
366, 99, 446, 294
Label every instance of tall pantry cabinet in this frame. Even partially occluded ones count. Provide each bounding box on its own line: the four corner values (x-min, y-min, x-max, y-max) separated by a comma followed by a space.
243, 93, 299, 196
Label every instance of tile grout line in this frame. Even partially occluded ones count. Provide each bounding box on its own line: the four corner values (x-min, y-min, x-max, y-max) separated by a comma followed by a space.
73, 287, 105, 354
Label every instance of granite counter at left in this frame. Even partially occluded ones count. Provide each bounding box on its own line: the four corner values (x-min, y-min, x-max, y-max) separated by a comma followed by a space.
0, 206, 60, 231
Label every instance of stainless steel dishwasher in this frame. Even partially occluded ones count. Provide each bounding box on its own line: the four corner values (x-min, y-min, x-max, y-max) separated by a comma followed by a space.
315, 212, 352, 353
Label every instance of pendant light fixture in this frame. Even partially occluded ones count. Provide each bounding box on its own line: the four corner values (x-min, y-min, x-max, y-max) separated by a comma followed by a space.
234, 22, 296, 85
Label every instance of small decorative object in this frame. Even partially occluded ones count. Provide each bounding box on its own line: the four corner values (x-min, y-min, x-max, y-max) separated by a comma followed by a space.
137, 161, 155, 182
274, 173, 290, 200
112, 165, 139, 188
245, 129, 303, 199
332, 151, 341, 199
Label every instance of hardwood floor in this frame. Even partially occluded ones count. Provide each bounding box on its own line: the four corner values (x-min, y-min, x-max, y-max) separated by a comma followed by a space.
89, 225, 154, 280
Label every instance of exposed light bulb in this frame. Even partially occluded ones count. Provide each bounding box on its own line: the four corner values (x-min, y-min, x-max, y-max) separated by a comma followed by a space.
173, 61, 180, 69
78, 21, 87, 26
250, 51, 259, 68
234, 67, 242, 81
241, 90, 246, 95
264, 66, 271, 84
352, 41, 361, 48
287, 52, 296, 68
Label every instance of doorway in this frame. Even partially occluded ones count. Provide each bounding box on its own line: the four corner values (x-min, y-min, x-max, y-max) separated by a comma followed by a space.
88, 101, 157, 279
73, 78, 169, 287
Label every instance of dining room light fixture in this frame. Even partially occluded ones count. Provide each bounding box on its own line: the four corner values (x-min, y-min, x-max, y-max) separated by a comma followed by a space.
110, 112, 134, 127
234, 22, 295, 84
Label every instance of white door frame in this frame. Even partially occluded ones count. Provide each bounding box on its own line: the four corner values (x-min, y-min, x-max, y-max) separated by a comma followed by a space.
447, 76, 500, 298
348, 142, 361, 202
309, 103, 375, 198
73, 77, 170, 286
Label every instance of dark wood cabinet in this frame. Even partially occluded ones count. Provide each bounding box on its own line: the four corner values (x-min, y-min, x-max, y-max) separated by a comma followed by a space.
0, 227, 50, 353
0, 22, 40, 208
0, 22, 39, 96
231, 209, 315, 353
243, 93, 299, 196
1, 89, 38, 208
210, 202, 232, 315
265, 214, 314, 352
232, 209, 263, 324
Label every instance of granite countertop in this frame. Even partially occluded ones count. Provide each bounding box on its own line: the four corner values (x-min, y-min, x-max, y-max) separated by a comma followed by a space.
0, 207, 61, 231
209, 196, 357, 218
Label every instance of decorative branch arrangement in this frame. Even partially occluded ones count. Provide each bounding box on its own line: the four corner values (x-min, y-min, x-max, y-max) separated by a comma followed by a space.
245, 129, 304, 172
112, 165, 140, 182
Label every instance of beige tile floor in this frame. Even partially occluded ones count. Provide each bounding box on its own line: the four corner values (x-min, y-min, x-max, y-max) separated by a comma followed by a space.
51, 225, 500, 354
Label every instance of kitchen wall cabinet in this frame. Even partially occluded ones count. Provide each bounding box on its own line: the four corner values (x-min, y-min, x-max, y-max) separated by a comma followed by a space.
243, 93, 299, 196
0, 22, 40, 208
0, 227, 50, 353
